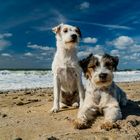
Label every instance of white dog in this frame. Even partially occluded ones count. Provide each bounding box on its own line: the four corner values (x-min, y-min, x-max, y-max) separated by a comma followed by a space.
74, 53, 127, 130
51, 23, 85, 113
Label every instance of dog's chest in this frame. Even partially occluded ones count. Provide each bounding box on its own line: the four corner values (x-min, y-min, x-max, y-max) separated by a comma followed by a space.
57, 67, 78, 91
93, 90, 110, 106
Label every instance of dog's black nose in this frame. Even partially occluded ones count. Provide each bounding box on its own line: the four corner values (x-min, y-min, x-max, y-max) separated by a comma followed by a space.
99, 73, 107, 79
71, 34, 77, 40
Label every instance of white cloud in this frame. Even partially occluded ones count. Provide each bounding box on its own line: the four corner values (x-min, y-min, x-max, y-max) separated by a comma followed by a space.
0, 33, 12, 50
27, 43, 54, 51
51, 9, 66, 24
122, 53, 140, 61
0, 40, 11, 50
1, 53, 12, 57
68, 20, 133, 30
36, 56, 44, 60
34, 10, 66, 31
101, 24, 132, 30
0, 33, 12, 39
130, 44, 140, 53
129, 53, 140, 60
111, 36, 134, 50
78, 44, 104, 58
109, 36, 140, 53
88, 45, 104, 54
110, 50, 120, 56
123, 55, 129, 60
80, 2, 90, 9
109, 36, 140, 64
0, 11, 46, 31
82, 37, 98, 44
78, 51, 91, 58
24, 52, 33, 57
41, 52, 47, 56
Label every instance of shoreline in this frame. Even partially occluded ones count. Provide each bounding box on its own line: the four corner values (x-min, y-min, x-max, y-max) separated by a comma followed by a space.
0, 81, 140, 94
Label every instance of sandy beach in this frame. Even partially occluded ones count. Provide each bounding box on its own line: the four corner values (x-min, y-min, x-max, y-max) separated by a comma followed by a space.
0, 82, 140, 140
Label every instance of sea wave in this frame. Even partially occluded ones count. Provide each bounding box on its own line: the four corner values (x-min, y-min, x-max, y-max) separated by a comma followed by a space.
0, 70, 140, 91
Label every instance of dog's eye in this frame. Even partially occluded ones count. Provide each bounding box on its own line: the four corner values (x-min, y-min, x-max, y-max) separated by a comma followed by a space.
75, 29, 78, 33
89, 65, 96, 69
105, 62, 113, 70
89, 65, 95, 69
105, 62, 111, 67
88, 61, 99, 69
95, 61, 99, 67
63, 28, 68, 33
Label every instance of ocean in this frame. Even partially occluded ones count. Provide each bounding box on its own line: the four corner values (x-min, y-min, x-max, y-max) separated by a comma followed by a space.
0, 70, 140, 91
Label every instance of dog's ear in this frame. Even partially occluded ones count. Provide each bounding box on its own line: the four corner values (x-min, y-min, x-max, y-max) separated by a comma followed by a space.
76, 27, 82, 38
79, 53, 93, 78
112, 56, 119, 71
52, 23, 63, 34
104, 53, 119, 71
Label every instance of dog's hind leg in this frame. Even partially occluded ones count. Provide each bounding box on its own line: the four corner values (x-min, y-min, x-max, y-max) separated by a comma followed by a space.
60, 90, 68, 108
72, 102, 79, 108
115, 84, 128, 106
119, 90, 128, 106
72, 91, 79, 108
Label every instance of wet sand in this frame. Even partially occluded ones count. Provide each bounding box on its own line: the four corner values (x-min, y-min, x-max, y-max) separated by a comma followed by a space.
0, 82, 140, 140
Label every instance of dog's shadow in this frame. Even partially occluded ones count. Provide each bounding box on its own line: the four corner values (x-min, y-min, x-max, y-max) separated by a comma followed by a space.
121, 99, 140, 119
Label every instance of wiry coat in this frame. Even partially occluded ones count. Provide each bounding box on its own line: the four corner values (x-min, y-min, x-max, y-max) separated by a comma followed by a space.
78, 81, 127, 122
74, 53, 127, 130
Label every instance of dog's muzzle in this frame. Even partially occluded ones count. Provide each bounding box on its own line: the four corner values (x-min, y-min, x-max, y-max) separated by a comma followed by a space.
65, 34, 78, 44
99, 73, 108, 82
71, 34, 77, 42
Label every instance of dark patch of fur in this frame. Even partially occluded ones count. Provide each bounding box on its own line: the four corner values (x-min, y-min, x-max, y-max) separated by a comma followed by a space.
76, 27, 82, 38
61, 90, 78, 106
52, 25, 61, 37
103, 53, 119, 71
79, 53, 93, 74
79, 53, 119, 79
79, 53, 99, 78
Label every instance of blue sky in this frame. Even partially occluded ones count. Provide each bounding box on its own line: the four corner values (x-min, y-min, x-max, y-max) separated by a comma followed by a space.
0, 0, 140, 69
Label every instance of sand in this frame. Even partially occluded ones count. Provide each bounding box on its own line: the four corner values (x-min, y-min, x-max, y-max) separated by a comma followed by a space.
0, 82, 140, 140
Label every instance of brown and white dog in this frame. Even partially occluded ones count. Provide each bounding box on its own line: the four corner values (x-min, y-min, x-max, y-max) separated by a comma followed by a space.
74, 53, 127, 130
51, 23, 85, 113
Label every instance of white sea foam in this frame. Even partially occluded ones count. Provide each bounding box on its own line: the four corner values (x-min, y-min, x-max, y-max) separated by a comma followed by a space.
0, 70, 140, 91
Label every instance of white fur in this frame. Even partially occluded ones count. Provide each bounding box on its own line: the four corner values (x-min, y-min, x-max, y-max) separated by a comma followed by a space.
51, 24, 85, 113
78, 81, 127, 122
76, 54, 127, 129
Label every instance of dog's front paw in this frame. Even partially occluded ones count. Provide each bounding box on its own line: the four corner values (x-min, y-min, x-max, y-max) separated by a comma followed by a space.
50, 107, 59, 113
100, 122, 120, 131
73, 119, 91, 129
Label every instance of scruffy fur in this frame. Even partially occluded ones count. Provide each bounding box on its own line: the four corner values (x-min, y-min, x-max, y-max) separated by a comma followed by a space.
74, 53, 127, 130
51, 23, 85, 113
